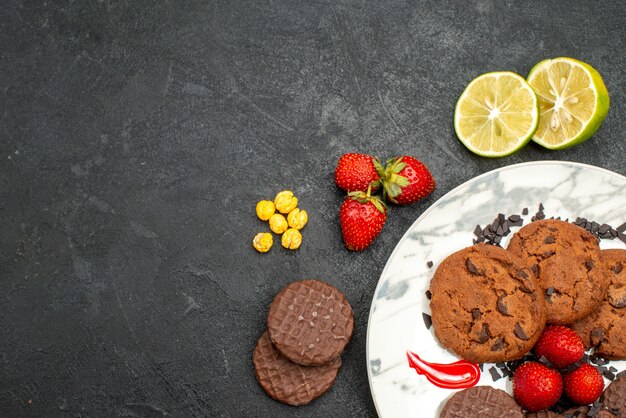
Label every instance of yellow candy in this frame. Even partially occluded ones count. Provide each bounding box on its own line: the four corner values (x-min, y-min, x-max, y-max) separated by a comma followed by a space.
281, 228, 302, 250
269, 213, 288, 234
253, 232, 273, 253
287, 208, 308, 230
256, 200, 275, 221
274, 190, 298, 214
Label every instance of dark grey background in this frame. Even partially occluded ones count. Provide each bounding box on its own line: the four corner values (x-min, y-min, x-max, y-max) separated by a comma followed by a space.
1, 0, 624, 417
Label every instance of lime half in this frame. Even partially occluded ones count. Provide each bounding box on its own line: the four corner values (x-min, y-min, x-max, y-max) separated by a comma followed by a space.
527, 57, 610, 150
455, 71, 539, 157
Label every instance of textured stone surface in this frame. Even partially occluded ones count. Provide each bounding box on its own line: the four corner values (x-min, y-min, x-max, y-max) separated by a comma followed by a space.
0, 1, 625, 416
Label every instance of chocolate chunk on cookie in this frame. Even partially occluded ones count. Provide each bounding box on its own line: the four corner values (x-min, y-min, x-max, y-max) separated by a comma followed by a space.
439, 386, 524, 418
507, 220, 608, 325
601, 377, 626, 417
429, 244, 546, 363
571, 249, 626, 359
253, 330, 341, 406
267, 280, 353, 366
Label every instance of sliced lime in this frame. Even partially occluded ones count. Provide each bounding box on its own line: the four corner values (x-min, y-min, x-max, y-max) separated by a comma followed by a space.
527, 57, 610, 149
454, 72, 539, 157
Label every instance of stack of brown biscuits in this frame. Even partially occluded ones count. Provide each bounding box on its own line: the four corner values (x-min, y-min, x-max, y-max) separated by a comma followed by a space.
253, 279, 354, 406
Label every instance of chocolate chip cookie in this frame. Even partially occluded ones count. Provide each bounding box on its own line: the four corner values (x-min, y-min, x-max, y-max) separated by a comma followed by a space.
429, 244, 547, 363
507, 219, 608, 325
571, 249, 626, 359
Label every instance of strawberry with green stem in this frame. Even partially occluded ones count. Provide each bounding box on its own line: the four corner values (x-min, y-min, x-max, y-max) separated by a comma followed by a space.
381, 156, 435, 205
339, 186, 387, 251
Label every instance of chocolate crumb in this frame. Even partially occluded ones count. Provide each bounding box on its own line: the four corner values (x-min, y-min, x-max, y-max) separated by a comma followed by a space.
517, 269, 529, 279
546, 287, 555, 296
614, 263, 623, 274
544, 236, 555, 244
422, 313, 432, 330
609, 366, 617, 373
604, 370, 616, 380
539, 203, 544, 211
599, 223, 611, 234
588, 403, 603, 416
590, 355, 609, 366
473, 225, 482, 236
426, 260, 433, 269
425, 290, 432, 300
617, 221, 626, 233
489, 366, 502, 381
619, 232, 626, 244
508, 214, 521, 222
585, 259, 595, 270
562, 361, 582, 374
514, 323, 529, 340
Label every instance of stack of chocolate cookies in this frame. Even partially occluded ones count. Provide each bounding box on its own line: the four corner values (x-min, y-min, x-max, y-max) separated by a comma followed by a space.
253, 279, 354, 406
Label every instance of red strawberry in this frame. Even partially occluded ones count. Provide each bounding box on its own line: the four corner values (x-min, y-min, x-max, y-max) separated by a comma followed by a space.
513, 361, 563, 412
564, 363, 604, 405
339, 189, 387, 251
534, 326, 585, 369
381, 156, 435, 205
334, 153, 382, 193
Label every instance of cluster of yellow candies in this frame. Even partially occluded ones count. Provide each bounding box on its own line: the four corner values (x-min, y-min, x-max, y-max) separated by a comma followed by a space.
253, 190, 308, 253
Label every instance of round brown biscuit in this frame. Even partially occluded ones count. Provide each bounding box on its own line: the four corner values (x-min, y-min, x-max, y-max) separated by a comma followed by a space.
253, 330, 341, 406
267, 279, 354, 366
601, 376, 626, 417
439, 386, 524, 418
429, 244, 547, 364
571, 249, 626, 359
507, 219, 608, 325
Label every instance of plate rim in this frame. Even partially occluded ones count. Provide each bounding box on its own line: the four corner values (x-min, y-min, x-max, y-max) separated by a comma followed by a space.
365, 160, 626, 417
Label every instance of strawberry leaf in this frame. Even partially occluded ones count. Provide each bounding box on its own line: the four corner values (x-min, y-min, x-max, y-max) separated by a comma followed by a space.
372, 199, 385, 213
392, 174, 410, 187
392, 162, 406, 173
387, 183, 402, 197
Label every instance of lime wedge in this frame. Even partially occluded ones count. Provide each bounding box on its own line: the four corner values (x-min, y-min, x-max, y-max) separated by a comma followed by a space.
454, 72, 539, 157
527, 57, 610, 149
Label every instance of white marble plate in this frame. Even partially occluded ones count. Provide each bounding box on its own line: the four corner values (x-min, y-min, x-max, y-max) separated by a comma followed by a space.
366, 161, 626, 418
